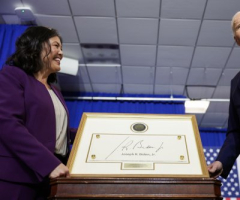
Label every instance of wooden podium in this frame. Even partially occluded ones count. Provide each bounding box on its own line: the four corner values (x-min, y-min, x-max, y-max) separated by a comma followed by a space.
49, 177, 222, 199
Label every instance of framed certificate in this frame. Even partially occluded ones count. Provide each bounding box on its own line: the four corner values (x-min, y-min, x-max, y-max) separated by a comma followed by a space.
67, 113, 209, 178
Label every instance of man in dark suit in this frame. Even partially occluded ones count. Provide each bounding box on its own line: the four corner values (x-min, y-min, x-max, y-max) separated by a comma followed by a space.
208, 11, 240, 179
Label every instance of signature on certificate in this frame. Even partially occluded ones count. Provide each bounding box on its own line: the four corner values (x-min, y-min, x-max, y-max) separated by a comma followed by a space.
122, 139, 163, 152
105, 137, 164, 160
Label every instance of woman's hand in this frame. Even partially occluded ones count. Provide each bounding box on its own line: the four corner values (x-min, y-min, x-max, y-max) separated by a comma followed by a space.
49, 163, 70, 179
207, 161, 223, 179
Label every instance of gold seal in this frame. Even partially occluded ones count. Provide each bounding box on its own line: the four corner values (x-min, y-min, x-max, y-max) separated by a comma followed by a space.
131, 123, 148, 133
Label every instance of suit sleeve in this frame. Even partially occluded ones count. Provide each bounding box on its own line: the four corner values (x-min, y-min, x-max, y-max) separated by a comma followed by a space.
216, 78, 240, 179
0, 67, 60, 181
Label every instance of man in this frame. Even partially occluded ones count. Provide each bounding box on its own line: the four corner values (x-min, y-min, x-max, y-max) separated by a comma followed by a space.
208, 11, 240, 179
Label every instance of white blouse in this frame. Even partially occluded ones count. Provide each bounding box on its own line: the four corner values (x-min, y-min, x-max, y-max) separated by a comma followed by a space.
48, 89, 68, 156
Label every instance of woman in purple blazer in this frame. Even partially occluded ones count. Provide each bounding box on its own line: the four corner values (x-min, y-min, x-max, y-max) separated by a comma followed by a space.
0, 26, 75, 199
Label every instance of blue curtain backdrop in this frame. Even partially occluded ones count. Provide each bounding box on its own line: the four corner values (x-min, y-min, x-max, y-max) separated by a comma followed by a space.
200, 127, 227, 147
0, 24, 29, 70
64, 93, 185, 128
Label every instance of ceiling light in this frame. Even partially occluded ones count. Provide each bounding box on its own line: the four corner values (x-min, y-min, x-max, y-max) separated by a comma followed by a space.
184, 100, 210, 114
14, 7, 35, 21
59, 57, 79, 76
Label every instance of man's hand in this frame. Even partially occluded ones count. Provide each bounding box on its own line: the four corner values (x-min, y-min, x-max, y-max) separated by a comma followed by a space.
207, 161, 223, 179
49, 163, 70, 179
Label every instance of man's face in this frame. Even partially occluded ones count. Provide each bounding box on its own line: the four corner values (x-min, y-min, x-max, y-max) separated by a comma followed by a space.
233, 13, 240, 45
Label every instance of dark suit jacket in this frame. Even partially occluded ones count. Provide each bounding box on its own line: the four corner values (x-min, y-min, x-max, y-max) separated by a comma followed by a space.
216, 71, 240, 179
0, 65, 71, 183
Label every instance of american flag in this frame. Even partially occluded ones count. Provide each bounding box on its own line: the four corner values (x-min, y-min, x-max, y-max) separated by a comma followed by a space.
204, 147, 240, 200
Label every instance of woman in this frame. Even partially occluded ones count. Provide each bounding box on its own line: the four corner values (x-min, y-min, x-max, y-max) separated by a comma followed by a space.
0, 26, 75, 199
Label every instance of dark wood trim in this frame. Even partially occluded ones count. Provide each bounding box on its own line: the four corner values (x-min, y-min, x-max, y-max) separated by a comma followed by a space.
49, 177, 222, 199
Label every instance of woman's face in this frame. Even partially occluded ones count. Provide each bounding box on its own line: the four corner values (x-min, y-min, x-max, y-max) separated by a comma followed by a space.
41, 36, 63, 73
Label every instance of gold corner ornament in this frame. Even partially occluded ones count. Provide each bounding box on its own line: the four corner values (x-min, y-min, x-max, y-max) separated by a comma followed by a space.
91, 155, 96, 159
96, 135, 100, 139
180, 155, 184, 160
178, 136, 181, 140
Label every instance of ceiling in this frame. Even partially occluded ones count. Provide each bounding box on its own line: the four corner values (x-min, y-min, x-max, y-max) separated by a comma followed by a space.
1, 0, 240, 129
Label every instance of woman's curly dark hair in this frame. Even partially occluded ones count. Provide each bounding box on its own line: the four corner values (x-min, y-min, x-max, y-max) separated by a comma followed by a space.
6, 26, 62, 83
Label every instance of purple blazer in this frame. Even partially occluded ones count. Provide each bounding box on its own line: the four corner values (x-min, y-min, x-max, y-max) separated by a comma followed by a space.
216, 71, 240, 179
0, 65, 71, 184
